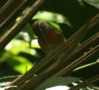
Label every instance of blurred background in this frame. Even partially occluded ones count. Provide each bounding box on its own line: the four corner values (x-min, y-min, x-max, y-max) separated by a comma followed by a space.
0, 0, 99, 82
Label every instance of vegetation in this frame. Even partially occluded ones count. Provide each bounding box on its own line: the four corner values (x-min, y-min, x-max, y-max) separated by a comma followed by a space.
0, 0, 99, 90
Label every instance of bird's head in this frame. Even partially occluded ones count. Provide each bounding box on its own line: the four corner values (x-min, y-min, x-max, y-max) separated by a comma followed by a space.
33, 20, 52, 45
33, 20, 51, 37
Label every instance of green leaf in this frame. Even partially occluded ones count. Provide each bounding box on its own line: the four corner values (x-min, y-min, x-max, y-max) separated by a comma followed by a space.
47, 21, 61, 31
5, 40, 29, 55
84, 0, 99, 9
5, 39, 40, 55
77, 0, 84, 7
33, 11, 72, 27
6, 55, 33, 74
20, 24, 34, 45
35, 77, 97, 90
35, 77, 80, 90
0, 51, 33, 74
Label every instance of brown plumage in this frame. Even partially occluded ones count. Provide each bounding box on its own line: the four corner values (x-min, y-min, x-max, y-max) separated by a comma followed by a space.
33, 20, 66, 54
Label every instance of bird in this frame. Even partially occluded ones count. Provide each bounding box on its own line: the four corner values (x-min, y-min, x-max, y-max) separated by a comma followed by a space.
32, 20, 66, 54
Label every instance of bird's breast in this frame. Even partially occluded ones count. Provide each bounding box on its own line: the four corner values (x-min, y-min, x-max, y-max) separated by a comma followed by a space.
38, 30, 66, 54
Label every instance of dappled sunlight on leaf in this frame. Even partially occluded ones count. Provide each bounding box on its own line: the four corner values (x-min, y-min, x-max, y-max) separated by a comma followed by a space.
0, 51, 33, 74
46, 86, 69, 90
20, 24, 34, 42
5, 40, 29, 55
6, 56, 33, 74
33, 11, 72, 27
31, 39, 40, 48
47, 21, 61, 31
5, 39, 40, 55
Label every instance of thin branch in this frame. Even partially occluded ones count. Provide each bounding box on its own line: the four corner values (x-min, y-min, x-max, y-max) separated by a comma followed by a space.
52, 45, 99, 77
73, 61, 97, 72
52, 32, 99, 77
17, 45, 99, 90
69, 74, 99, 90
0, 0, 32, 35
0, 0, 46, 51
6, 13, 99, 89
